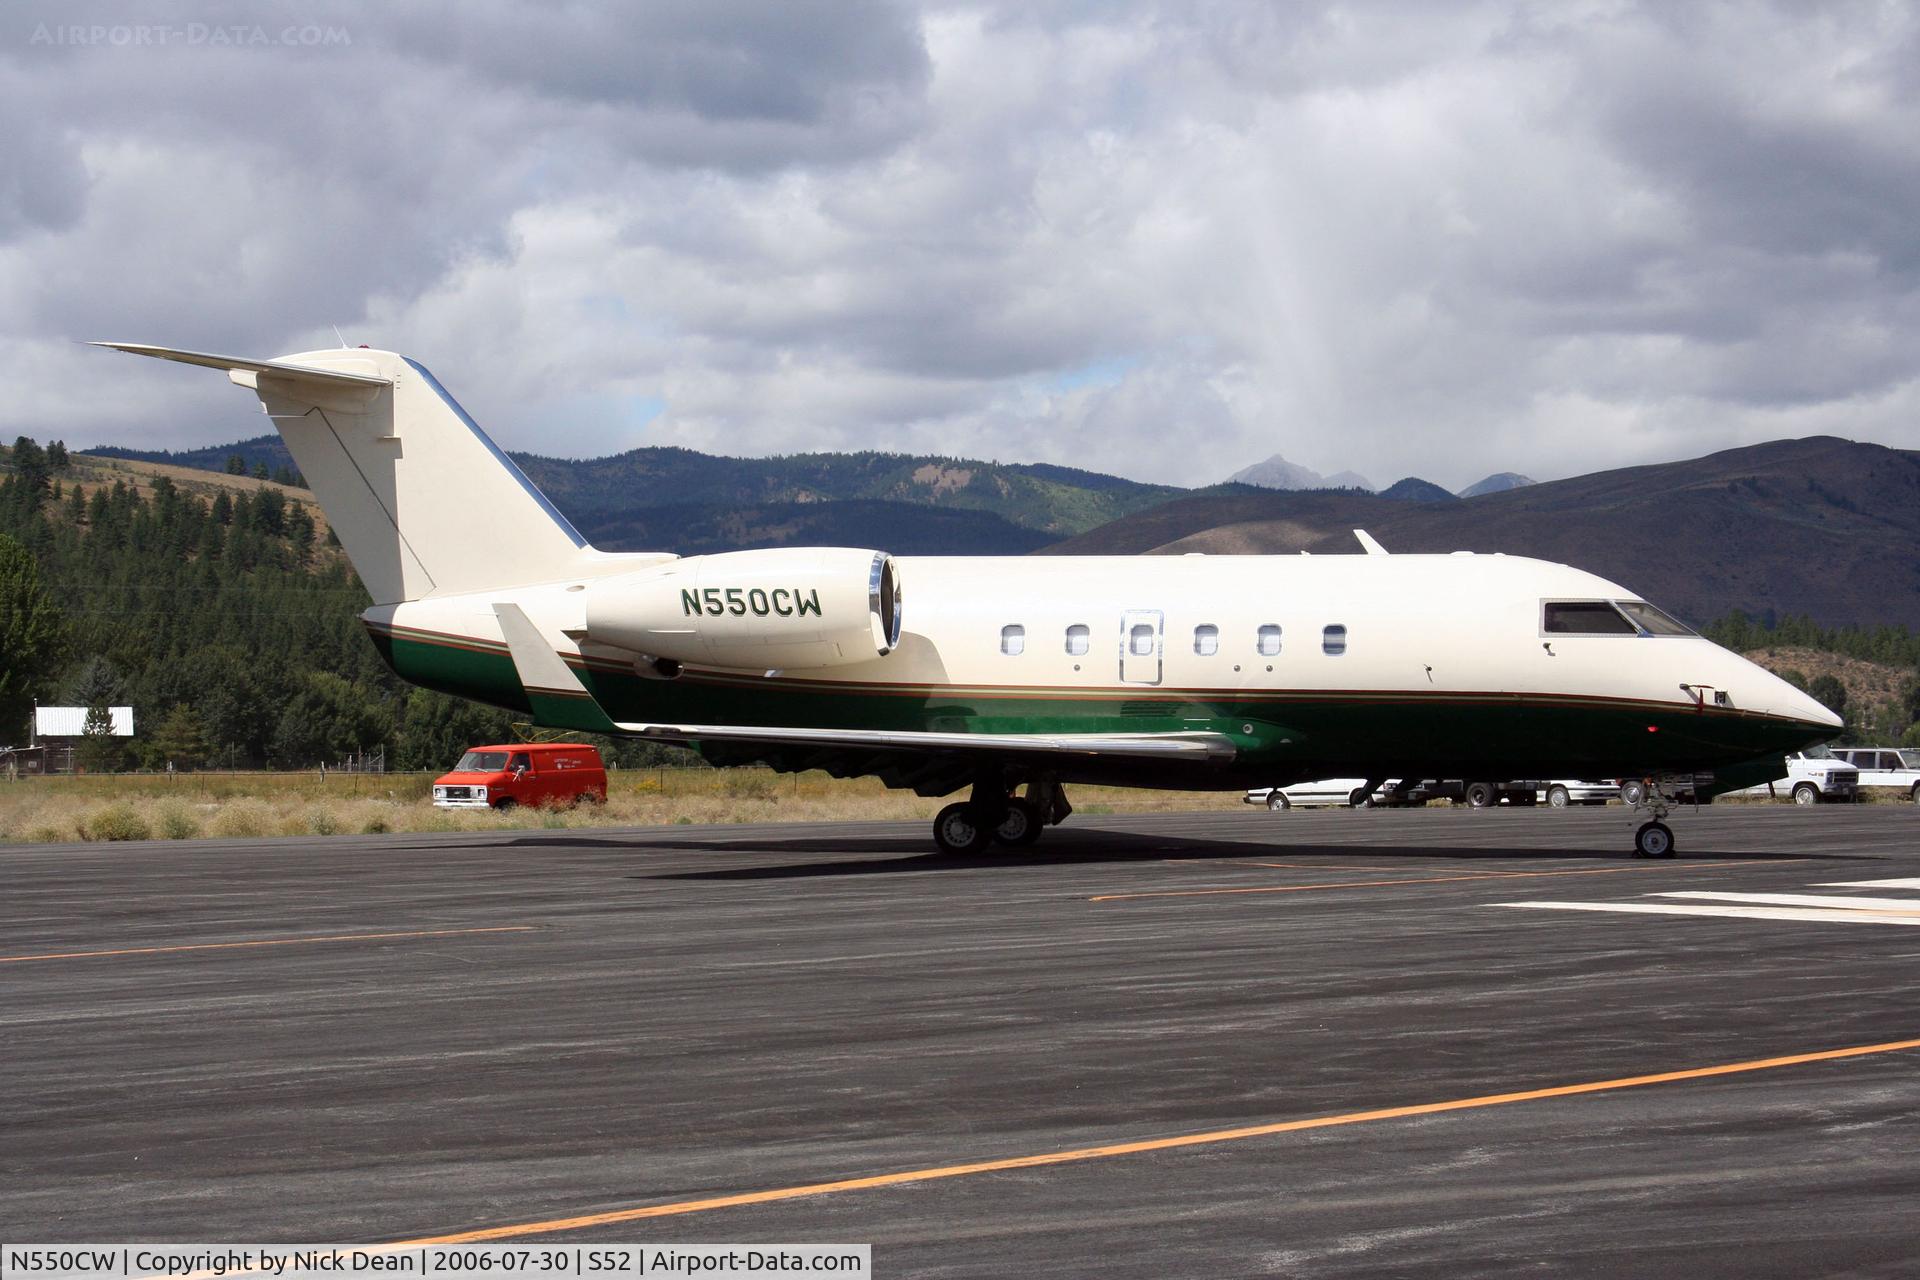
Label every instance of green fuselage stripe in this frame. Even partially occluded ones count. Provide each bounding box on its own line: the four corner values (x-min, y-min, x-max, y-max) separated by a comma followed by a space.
364, 623, 1822, 788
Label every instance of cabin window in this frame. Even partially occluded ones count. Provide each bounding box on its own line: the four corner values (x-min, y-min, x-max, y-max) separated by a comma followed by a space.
1000, 624, 1025, 656
1615, 601, 1695, 636
1256, 625, 1281, 657
1322, 624, 1347, 656
1194, 624, 1219, 656
1129, 623, 1155, 656
1543, 602, 1636, 635
1065, 624, 1090, 656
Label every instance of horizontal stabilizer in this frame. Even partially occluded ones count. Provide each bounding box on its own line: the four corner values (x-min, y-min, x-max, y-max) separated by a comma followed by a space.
89, 342, 392, 388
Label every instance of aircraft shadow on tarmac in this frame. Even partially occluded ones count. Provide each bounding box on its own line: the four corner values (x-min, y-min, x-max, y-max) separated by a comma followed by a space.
476, 827, 1866, 882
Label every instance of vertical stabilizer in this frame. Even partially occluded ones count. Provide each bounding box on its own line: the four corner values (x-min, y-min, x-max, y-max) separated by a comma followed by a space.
92, 343, 591, 604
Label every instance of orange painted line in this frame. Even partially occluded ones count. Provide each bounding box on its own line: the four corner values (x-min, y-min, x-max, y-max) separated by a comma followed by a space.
376, 1035, 1920, 1244
1091, 859, 1802, 902
0, 926, 536, 965
1248, 860, 1532, 873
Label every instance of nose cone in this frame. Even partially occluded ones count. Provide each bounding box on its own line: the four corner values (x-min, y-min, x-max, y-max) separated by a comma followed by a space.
1748, 663, 1843, 731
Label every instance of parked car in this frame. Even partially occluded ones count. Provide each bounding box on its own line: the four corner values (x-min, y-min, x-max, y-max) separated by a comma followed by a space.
1831, 748, 1920, 802
1617, 775, 1704, 806
432, 743, 608, 809
1727, 747, 1858, 804
1418, 779, 1545, 808
1541, 780, 1620, 807
1246, 778, 1540, 809
1246, 778, 1394, 809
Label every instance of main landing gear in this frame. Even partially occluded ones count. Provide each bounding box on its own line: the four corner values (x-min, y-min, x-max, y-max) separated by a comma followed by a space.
931, 772, 1071, 854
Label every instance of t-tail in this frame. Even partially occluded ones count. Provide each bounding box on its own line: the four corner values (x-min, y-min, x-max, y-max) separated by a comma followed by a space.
90, 343, 594, 604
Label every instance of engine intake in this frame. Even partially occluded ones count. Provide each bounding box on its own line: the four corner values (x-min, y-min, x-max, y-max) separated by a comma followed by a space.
584, 547, 902, 671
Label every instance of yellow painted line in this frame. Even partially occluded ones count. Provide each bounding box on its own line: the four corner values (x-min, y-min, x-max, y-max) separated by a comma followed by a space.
377, 1035, 1920, 1244
1091, 859, 1804, 902
0, 926, 536, 965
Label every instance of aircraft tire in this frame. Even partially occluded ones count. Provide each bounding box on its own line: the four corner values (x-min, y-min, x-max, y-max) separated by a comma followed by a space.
1633, 821, 1676, 859
1547, 785, 1571, 808
993, 798, 1044, 846
933, 802, 994, 855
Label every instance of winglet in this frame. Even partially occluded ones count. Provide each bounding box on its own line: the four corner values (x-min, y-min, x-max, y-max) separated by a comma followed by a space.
492, 603, 619, 734
1353, 529, 1388, 555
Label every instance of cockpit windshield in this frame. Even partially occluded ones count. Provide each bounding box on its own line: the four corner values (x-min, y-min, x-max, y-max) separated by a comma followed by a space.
1615, 601, 1696, 636
455, 750, 510, 772
1543, 600, 1697, 637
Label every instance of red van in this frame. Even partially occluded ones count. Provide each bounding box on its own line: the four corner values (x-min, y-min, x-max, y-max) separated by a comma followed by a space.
432, 743, 608, 810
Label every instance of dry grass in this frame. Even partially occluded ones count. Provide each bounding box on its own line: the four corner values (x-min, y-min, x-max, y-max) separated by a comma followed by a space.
0, 767, 1248, 845
6, 766, 1897, 846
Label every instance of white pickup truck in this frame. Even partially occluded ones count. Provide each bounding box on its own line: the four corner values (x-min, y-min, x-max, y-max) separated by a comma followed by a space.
1832, 748, 1920, 802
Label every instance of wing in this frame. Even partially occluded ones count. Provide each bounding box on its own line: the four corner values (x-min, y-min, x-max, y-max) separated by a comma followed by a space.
491, 604, 1239, 777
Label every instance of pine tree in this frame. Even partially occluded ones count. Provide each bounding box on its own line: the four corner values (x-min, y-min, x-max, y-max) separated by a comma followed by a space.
78, 702, 123, 773
146, 703, 211, 770
0, 532, 70, 742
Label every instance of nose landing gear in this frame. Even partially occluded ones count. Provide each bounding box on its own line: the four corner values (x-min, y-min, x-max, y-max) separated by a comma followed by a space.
1625, 776, 1684, 858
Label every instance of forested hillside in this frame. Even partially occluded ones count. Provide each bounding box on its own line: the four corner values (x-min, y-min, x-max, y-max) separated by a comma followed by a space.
95, 436, 1183, 554
0, 436, 537, 770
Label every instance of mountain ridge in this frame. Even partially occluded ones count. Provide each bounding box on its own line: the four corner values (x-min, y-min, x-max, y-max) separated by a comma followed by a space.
1050, 436, 1920, 627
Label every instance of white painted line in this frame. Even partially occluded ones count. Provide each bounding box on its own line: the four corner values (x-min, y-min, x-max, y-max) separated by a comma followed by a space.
1500, 902, 1920, 926
1656, 892, 1920, 912
1817, 879, 1920, 890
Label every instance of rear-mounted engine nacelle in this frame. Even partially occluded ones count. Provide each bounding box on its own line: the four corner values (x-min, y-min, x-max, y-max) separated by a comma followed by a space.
583, 547, 902, 671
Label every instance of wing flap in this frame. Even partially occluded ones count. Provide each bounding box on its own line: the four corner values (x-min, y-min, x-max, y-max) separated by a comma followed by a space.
611, 720, 1238, 762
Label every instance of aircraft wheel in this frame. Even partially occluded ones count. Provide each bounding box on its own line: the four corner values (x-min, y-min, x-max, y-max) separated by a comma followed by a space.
1633, 821, 1676, 859
1547, 785, 1571, 809
1792, 783, 1819, 806
1464, 781, 1497, 809
933, 802, 994, 855
994, 798, 1045, 846
1267, 791, 1289, 811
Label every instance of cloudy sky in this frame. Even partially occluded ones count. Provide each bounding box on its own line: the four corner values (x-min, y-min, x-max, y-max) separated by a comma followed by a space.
4, 1, 1918, 490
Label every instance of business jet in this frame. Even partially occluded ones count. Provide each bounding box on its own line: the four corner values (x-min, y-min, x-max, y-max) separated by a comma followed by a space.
95, 342, 1841, 858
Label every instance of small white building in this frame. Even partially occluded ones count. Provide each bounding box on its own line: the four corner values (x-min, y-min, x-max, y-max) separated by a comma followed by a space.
35, 706, 135, 737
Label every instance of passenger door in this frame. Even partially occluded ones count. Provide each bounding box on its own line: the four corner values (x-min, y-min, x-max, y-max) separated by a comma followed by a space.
1119, 610, 1162, 685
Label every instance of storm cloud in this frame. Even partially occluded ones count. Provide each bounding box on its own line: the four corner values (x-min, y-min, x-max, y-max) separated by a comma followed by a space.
4, 0, 1917, 489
